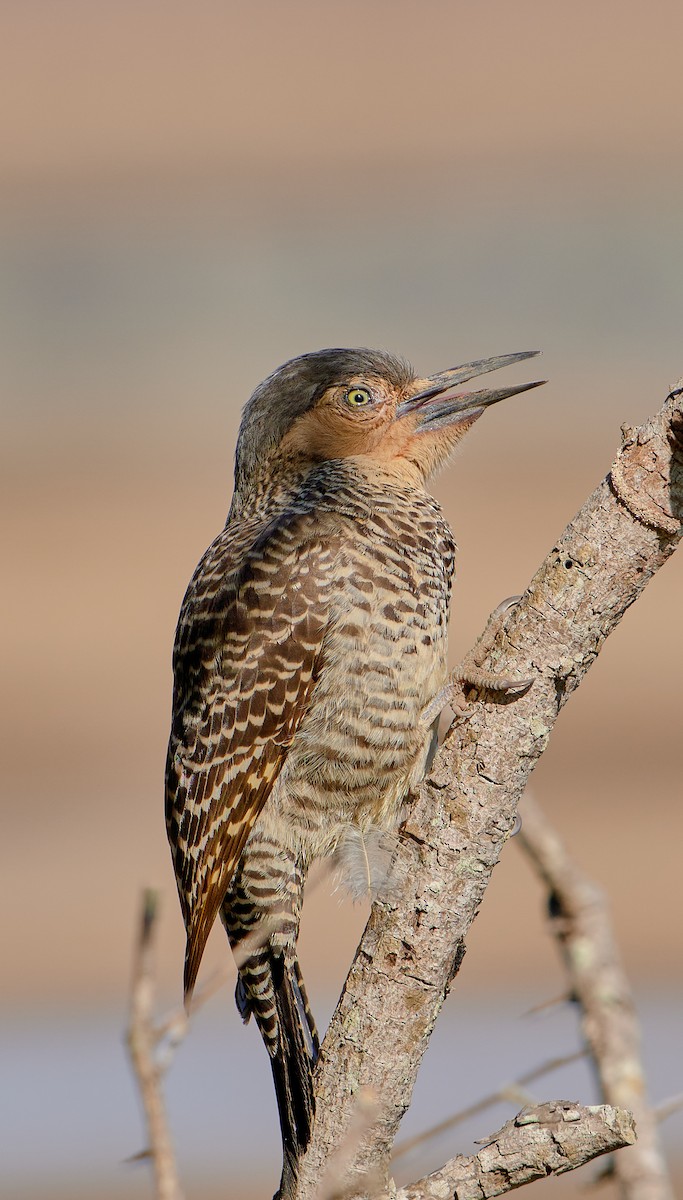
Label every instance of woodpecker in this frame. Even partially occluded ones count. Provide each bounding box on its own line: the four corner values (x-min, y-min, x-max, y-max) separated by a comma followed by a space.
165, 348, 543, 1191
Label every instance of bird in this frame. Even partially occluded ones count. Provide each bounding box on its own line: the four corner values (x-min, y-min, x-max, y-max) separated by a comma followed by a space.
165, 347, 543, 1193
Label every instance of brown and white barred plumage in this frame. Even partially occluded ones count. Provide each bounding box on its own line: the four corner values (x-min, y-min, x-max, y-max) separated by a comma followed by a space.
165, 347, 542, 1190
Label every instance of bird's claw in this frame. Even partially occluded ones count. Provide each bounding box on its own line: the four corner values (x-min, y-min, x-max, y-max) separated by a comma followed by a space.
454, 592, 533, 697
453, 666, 534, 694
490, 594, 523, 619
422, 594, 533, 725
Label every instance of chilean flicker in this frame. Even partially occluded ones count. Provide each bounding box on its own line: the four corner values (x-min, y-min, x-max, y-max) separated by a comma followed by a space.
165, 348, 543, 1191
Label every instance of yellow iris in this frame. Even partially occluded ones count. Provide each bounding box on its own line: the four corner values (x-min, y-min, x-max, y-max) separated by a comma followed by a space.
346, 387, 372, 407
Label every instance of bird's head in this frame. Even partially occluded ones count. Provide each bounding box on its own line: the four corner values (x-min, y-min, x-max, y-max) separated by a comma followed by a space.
233, 348, 544, 498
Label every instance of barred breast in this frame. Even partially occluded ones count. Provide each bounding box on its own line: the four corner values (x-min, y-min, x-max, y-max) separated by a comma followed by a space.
257, 465, 456, 861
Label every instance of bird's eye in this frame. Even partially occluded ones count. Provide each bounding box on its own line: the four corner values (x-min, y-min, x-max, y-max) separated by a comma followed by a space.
345, 387, 373, 407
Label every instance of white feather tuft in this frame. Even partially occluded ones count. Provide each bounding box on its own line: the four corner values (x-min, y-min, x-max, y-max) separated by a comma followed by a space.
331, 826, 406, 904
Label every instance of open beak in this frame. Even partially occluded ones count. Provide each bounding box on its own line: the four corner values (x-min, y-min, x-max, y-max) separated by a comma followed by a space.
396, 351, 545, 431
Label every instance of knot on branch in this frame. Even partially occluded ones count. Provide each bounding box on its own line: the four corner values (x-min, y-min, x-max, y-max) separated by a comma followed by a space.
609, 390, 683, 535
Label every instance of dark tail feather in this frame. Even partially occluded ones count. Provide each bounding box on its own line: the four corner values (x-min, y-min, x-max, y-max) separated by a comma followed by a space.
270, 954, 317, 1198
290, 955, 320, 1061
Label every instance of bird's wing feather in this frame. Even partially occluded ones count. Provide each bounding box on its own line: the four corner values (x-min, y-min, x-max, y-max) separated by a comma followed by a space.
165, 511, 340, 998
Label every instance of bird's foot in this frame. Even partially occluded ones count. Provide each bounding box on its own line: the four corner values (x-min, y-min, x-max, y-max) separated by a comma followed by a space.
422, 596, 533, 724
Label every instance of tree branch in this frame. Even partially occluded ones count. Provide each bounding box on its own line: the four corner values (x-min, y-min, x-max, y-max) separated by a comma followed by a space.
518, 793, 675, 1200
396, 1102, 636, 1200
126, 889, 185, 1200
292, 384, 683, 1199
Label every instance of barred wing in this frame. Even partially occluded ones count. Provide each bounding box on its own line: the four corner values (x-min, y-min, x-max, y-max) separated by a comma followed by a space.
166, 514, 339, 998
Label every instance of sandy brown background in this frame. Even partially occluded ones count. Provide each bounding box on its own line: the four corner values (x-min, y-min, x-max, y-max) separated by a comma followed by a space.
2, 2, 682, 1196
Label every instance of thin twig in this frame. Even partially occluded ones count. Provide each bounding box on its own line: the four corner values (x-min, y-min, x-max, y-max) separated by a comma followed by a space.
518, 793, 675, 1200
521, 992, 571, 1016
655, 1093, 683, 1124
126, 889, 185, 1200
153, 963, 231, 1072
392, 1049, 585, 1161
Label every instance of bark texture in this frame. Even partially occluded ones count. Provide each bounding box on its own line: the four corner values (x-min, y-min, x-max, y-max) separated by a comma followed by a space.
397, 1102, 636, 1200
291, 384, 683, 1199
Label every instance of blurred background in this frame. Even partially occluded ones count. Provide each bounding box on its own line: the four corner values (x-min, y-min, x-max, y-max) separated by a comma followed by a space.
2, 1, 682, 1196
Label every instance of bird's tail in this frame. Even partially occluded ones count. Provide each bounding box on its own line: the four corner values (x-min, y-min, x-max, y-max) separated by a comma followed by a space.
270, 954, 318, 1196
236, 950, 319, 1197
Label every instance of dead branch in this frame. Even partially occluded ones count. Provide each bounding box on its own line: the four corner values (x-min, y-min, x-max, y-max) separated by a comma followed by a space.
153, 963, 230, 1072
125, 894, 292, 1197
291, 383, 683, 1198
126, 889, 185, 1200
395, 1102, 636, 1200
655, 1094, 683, 1124
518, 793, 675, 1200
